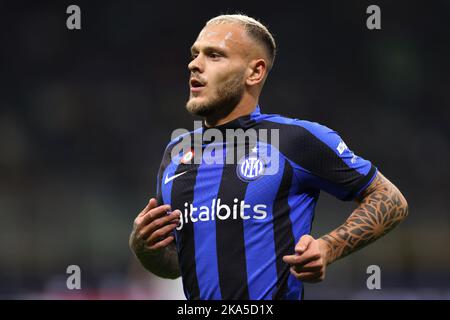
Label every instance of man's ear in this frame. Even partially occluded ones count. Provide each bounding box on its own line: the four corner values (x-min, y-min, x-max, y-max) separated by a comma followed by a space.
246, 59, 267, 86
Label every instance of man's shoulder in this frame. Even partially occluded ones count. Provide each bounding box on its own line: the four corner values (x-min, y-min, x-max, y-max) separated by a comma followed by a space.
257, 113, 335, 140
163, 127, 202, 150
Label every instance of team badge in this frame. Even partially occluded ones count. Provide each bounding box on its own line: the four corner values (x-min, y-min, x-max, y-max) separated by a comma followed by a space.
236, 152, 266, 182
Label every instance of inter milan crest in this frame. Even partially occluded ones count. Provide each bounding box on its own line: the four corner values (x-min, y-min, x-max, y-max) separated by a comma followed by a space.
236, 146, 266, 182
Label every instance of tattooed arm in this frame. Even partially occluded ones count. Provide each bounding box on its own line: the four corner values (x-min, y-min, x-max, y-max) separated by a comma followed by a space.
283, 171, 408, 282
319, 171, 409, 264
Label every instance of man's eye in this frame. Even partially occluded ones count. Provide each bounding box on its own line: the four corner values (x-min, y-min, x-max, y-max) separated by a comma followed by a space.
210, 53, 221, 59
191, 54, 198, 60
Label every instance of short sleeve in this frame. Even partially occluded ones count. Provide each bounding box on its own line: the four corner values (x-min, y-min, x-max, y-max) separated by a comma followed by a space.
155, 140, 176, 206
156, 167, 164, 206
288, 120, 377, 201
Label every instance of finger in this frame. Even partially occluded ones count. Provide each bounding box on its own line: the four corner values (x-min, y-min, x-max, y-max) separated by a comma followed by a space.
146, 223, 178, 246
295, 235, 314, 254
282, 254, 298, 265
139, 211, 181, 238
289, 268, 323, 283
145, 220, 179, 242
283, 249, 321, 264
295, 250, 322, 266
148, 235, 175, 251
140, 204, 173, 225
293, 260, 323, 273
283, 251, 321, 267
138, 198, 158, 217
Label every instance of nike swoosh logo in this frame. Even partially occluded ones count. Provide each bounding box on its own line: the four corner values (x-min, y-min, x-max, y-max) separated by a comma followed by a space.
164, 171, 187, 184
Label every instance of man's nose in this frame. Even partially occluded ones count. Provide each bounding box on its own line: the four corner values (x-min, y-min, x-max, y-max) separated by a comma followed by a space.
188, 55, 203, 73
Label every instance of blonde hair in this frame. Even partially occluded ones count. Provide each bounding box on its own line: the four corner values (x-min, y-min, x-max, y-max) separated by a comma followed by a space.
206, 14, 277, 70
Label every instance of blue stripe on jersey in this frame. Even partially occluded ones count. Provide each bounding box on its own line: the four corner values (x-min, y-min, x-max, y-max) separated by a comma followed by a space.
242, 142, 283, 299
263, 116, 372, 176
192, 150, 224, 300
250, 105, 262, 121
161, 159, 179, 207
281, 158, 319, 299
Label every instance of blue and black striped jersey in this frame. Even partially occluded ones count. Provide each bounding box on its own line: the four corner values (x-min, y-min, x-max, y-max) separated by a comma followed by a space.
156, 105, 377, 300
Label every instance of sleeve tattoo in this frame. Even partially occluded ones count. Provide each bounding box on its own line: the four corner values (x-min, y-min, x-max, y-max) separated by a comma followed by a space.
320, 172, 409, 264
132, 240, 181, 279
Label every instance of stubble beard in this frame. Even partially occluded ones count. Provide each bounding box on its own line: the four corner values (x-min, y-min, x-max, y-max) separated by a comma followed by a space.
186, 74, 245, 119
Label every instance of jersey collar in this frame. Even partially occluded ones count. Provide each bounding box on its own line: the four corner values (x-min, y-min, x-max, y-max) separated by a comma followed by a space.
202, 105, 262, 132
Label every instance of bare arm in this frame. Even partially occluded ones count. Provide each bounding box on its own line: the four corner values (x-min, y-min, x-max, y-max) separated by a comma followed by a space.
284, 171, 409, 282
130, 239, 180, 279
319, 171, 409, 265
129, 198, 181, 279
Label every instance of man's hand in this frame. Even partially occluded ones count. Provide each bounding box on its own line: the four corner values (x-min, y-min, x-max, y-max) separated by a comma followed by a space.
129, 198, 181, 279
282, 235, 330, 283
129, 198, 180, 256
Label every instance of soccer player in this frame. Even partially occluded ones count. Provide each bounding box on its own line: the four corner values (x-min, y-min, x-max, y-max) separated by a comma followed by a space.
129, 14, 409, 300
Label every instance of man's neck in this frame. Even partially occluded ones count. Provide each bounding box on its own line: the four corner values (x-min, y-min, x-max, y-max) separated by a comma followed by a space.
204, 98, 258, 128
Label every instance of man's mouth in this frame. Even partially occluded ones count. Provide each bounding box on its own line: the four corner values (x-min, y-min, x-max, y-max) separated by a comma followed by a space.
190, 78, 206, 92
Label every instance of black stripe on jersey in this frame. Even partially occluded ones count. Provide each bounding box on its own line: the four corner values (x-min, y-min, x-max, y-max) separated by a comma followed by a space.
259, 120, 375, 200
170, 140, 201, 300
271, 160, 296, 300
215, 163, 250, 299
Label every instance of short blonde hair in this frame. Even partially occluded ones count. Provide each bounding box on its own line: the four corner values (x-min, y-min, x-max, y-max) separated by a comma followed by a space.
206, 14, 277, 70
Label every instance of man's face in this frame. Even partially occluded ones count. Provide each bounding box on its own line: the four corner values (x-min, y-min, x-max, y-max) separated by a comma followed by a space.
186, 23, 250, 117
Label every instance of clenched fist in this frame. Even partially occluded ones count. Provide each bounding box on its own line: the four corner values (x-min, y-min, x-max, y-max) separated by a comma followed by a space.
282, 235, 330, 283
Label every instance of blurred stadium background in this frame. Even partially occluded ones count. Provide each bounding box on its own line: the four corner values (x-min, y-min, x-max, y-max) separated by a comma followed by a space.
0, 0, 449, 299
